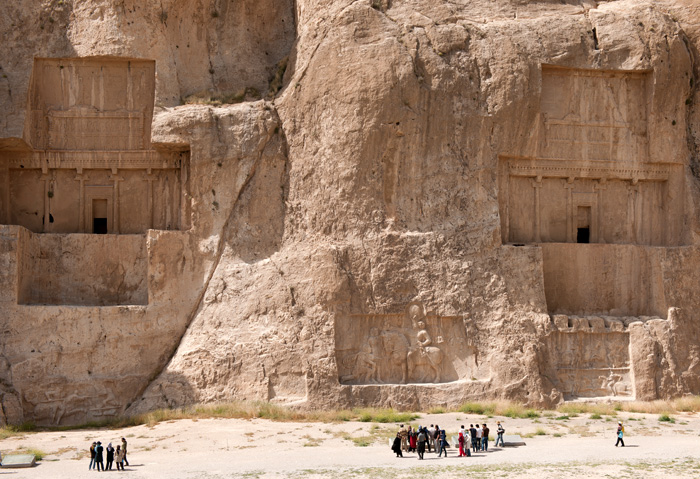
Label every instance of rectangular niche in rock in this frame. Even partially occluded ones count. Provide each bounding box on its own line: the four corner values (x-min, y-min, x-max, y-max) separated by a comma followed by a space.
0, 57, 190, 234
335, 302, 478, 385
544, 315, 635, 399
498, 65, 686, 246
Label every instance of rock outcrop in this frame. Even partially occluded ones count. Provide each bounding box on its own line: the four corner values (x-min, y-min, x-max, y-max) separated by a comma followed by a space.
1, 0, 700, 425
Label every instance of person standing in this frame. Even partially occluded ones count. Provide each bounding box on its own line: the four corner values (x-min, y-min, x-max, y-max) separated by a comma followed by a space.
88, 442, 96, 470
409, 426, 417, 453
115, 445, 125, 470
458, 425, 466, 457
121, 437, 129, 466
482, 424, 490, 452
437, 428, 448, 457
615, 421, 625, 447
433, 424, 441, 454
417, 428, 427, 460
392, 433, 403, 457
399, 425, 408, 452
495, 421, 505, 447
475, 424, 483, 451
94, 441, 105, 471
469, 424, 477, 452
427, 424, 435, 452
106, 443, 115, 470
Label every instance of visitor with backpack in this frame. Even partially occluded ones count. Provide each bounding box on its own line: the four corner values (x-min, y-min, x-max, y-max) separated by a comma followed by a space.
615, 421, 625, 447
495, 421, 505, 447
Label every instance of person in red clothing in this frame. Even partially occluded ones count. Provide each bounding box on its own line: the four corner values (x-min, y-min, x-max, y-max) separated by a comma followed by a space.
409, 427, 417, 452
458, 425, 466, 456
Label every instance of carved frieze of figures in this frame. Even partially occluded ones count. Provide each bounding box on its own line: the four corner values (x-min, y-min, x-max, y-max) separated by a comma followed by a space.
336, 302, 474, 385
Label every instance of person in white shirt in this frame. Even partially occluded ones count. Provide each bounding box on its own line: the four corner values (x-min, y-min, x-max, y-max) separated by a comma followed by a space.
476, 424, 483, 451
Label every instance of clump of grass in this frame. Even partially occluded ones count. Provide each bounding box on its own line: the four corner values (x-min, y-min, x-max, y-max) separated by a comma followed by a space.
429, 407, 446, 415
557, 403, 616, 416
534, 427, 547, 436
503, 404, 540, 419
590, 413, 602, 420
659, 414, 676, 423
350, 436, 372, 447
0, 422, 37, 439
354, 408, 418, 424
553, 433, 563, 437
555, 415, 570, 421
16, 447, 45, 461
457, 402, 497, 416
302, 435, 321, 447
673, 396, 700, 412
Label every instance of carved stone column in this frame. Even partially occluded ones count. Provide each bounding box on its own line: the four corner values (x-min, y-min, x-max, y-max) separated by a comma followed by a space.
111, 167, 124, 234
41, 167, 50, 233
146, 168, 155, 230
531, 176, 543, 243
564, 177, 575, 243
74, 168, 85, 233
594, 178, 607, 243
627, 179, 639, 244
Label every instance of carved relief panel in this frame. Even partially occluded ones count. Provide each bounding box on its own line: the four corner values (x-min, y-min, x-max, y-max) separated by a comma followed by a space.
335, 302, 476, 385
546, 315, 633, 399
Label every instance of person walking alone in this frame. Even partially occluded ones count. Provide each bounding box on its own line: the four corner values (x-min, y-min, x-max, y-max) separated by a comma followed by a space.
615, 421, 625, 447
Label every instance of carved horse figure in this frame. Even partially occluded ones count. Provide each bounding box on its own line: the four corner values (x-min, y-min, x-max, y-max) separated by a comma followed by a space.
406, 303, 444, 383
407, 324, 444, 383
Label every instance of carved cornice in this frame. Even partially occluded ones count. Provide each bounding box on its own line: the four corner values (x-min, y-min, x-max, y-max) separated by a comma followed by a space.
503, 157, 677, 182
1, 150, 185, 170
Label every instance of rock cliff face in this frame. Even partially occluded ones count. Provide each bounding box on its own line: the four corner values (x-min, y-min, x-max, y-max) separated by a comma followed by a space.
1, 0, 700, 425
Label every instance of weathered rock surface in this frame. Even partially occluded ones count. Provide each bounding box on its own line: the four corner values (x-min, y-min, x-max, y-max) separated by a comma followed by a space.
1, 0, 700, 425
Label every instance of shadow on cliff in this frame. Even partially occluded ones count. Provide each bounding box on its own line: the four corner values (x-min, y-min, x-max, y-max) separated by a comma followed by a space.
222, 120, 289, 264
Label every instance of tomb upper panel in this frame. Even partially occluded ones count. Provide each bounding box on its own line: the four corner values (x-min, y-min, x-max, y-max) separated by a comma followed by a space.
28, 58, 155, 151
538, 65, 651, 163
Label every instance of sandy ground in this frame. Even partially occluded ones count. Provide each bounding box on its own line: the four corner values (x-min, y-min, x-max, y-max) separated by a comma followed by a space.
2, 410, 700, 478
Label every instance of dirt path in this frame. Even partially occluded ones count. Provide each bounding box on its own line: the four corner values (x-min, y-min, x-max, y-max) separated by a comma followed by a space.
2, 410, 699, 478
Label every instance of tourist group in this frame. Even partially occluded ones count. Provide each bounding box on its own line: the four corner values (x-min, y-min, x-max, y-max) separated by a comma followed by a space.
87, 437, 130, 471
392, 422, 505, 458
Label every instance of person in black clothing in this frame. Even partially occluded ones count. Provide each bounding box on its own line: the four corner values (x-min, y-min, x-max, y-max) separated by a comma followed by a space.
470, 424, 478, 452
392, 433, 403, 457
417, 427, 427, 460
94, 441, 105, 471
106, 443, 115, 470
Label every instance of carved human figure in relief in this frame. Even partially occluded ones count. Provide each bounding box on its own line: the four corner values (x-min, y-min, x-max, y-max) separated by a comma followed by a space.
353, 343, 379, 384
600, 370, 622, 397
406, 304, 444, 383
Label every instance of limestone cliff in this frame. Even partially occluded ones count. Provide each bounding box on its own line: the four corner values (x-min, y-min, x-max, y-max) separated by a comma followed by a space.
1, 0, 700, 425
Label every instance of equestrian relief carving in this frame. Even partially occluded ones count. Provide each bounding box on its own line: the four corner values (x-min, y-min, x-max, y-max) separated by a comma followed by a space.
335, 302, 476, 385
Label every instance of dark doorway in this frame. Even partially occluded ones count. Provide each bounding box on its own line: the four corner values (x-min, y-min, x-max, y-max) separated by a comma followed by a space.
576, 206, 592, 243
93, 217, 108, 234
92, 198, 109, 234
577, 227, 590, 243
